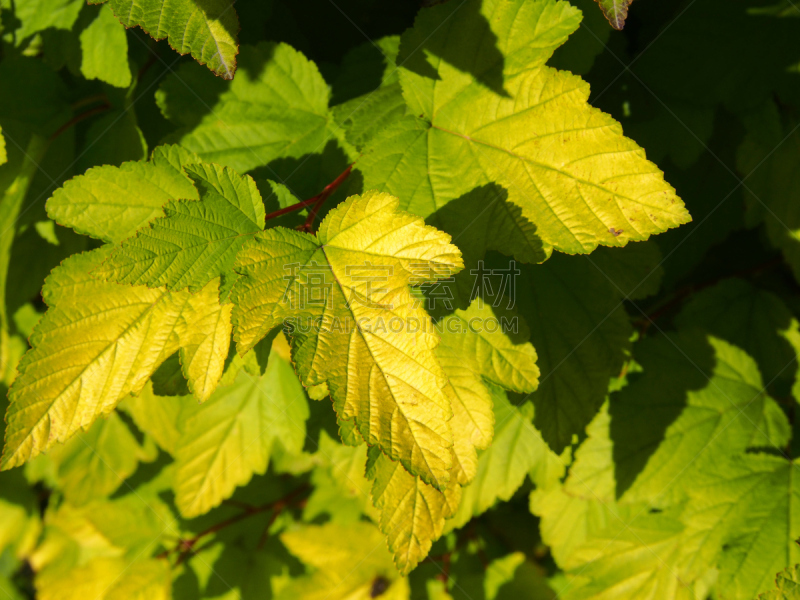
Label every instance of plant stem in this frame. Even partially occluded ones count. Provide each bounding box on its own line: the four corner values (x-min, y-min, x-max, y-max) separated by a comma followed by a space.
156, 483, 310, 564
635, 255, 783, 334
49, 103, 112, 141
263, 164, 353, 228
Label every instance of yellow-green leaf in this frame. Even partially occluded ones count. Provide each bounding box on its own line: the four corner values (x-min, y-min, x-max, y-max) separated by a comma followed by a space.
98, 0, 239, 79
437, 300, 539, 484
279, 521, 409, 600
25, 411, 154, 505
79, 5, 132, 88
758, 564, 800, 600
174, 354, 308, 518
232, 190, 463, 488
31, 495, 174, 600
97, 163, 265, 293
360, 0, 689, 256
46, 144, 202, 244
448, 394, 554, 531
1, 247, 231, 469
370, 452, 461, 574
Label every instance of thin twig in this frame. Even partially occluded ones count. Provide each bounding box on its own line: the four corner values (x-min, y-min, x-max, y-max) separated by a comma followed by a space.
49, 103, 112, 142
156, 484, 310, 564
262, 164, 353, 228
635, 255, 783, 334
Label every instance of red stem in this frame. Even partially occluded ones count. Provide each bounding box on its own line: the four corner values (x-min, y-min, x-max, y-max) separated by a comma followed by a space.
49, 103, 111, 141
262, 164, 353, 229
636, 255, 783, 334
156, 484, 310, 563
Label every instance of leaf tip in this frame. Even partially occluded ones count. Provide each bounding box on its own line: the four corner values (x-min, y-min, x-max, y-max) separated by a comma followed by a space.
596, 0, 632, 30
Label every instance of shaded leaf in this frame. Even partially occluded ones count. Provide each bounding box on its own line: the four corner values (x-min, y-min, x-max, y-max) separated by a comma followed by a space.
79, 5, 132, 88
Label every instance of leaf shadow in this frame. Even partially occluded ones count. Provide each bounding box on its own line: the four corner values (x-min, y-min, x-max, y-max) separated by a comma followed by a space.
609, 331, 715, 500
423, 183, 545, 317
400, 0, 510, 98
330, 41, 391, 105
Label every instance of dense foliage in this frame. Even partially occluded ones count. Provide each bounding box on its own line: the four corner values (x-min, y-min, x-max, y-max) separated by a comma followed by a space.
1, 0, 799, 598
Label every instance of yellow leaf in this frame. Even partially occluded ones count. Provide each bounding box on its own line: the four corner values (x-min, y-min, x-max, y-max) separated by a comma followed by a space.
279, 521, 409, 600
1, 247, 231, 469
437, 301, 539, 484
370, 452, 461, 574
232, 190, 463, 488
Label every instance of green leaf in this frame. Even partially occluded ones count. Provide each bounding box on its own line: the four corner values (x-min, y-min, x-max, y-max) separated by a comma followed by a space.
738, 111, 800, 283
610, 332, 791, 504
370, 451, 461, 574
96, 0, 239, 78
561, 508, 706, 600
97, 164, 265, 293
10, 0, 83, 44
79, 5, 132, 88
0, 135, 48, 376
76, 108, 148, 172
593, 0, 632, 30
26, 412, 152, 505
685, 454, 800, 599
0, 58, 70, 135
0, 127, 6, 165
586, 241, 664, 300
758, 564, 800, 599
157, 43, 340, 173
530, 402, 620, 567
232, 190, 463, 488
448, 394, 553, 530
357, 0, 689, 257
180, 540, 291, 600
31, 495, 175, 600
1, 247, 233, 469
304, 431, 375, 523
120, 382, 184, 455
279, 522, 409, 600
436, 300, 539, 484
676, 278, 799, 392
0, 469, 41, 564
333, 83, 407, 152
516, 253, 632, 452
47, 144, 202, 244
173, 354, 308, 518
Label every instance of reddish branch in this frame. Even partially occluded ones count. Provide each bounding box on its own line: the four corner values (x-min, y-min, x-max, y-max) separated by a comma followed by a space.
156, 484, 310, 565
263, 164, 353, 231
635, 255, 783, 334
49, 102, 112, 141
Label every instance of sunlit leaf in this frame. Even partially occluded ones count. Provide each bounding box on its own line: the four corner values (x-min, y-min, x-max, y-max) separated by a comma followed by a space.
232, 190, 463, 488
95, 0, 239, 78
1, 248, 231, 469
